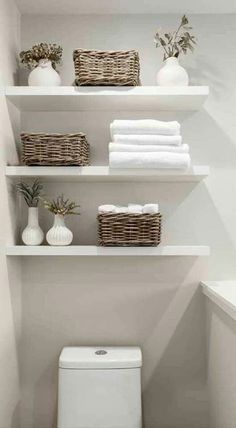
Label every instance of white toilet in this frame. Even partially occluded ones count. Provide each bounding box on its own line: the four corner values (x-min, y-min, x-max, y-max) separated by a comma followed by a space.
58, 346, 142, 428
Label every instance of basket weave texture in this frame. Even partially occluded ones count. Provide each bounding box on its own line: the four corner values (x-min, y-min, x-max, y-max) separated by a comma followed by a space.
73, 49, 140, 86
21, 133, 90, 166
98, 213, 162, 247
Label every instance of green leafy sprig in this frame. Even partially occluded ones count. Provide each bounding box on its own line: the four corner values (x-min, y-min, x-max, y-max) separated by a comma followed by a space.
43, 194, 80, 216
154, 15, 197, 61
16, 179, 43, 207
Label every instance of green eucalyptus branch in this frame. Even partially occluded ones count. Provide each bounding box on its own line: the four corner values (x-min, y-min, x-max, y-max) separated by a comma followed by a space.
154, 15, 196, 61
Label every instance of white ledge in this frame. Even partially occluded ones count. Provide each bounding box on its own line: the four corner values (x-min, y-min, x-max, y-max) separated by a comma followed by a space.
5, 166, 210, 182
201, 281, 236, 320
3, 86, 209, 111
6, 245, 210, 257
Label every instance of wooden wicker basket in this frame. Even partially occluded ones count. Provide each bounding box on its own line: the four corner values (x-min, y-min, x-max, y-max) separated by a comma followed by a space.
98, 213, 162, 247
21, 133, 90, 166
73, 49, 140, 86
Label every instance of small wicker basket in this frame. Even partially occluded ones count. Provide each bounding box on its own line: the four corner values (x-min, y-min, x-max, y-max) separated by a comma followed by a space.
73, 49, 140, 86
98, 213, 162, 247
21, 133, 90, 166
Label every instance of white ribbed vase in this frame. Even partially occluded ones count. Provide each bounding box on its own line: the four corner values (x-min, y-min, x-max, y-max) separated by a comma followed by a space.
156, 57, 189, 86
22, 207, 44, 246
46, 214, 73, 246
28, 59, 61, 86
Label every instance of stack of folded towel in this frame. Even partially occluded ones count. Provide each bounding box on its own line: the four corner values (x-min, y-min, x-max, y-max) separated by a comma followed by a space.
109, 119, 191, 169
98, 203, 160, 214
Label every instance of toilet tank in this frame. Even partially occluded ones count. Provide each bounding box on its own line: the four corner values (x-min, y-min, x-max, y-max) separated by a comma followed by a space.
58, 346, 142, 428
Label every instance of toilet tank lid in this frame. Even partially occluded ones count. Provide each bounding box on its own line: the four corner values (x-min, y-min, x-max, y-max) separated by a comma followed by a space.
59, 346, 142, 369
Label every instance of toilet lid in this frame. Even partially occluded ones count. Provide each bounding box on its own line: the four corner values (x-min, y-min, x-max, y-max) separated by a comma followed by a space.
59, 346, 142, 369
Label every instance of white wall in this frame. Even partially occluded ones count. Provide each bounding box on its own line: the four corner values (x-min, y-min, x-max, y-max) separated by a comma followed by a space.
206, 300, 236, 428
19, 257, 208, 428
20, 14, 236, 277
14, 12, 236, 428
0, 0, 21, 427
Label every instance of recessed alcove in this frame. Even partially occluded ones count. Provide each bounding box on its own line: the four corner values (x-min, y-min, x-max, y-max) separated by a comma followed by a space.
2, 4, 236, 428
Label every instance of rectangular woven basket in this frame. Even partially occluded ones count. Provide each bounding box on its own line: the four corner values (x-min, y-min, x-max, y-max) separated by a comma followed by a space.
21, 133, 90, 166
98, 213, 162, 247
73, 49, 140, 86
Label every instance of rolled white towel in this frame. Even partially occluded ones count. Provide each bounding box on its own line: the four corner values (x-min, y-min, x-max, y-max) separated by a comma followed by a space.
98, 204, 116, 214
113, 134, 182, 146
115, 206, 128, 213
110, 120, 180, 137
109, 143, 189, 153
143, 204, 159, 214
128, 204, 143, 214
109, 152, 191, 169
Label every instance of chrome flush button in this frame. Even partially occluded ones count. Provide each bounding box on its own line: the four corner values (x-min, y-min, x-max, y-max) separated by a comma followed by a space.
95, 350, 107, 355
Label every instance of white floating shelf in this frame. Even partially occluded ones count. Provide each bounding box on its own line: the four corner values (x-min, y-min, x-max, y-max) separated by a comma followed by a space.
3, 86, 209, 111
5, 166, 209, 182
6, 245, 210, 257
201, 281, 236, 320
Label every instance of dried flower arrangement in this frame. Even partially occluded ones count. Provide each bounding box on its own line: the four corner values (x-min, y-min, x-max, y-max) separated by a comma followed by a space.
19, 43, 63, 69
43, 194, 80, 216
154, 15, 196, 61
16, 179, 43, 207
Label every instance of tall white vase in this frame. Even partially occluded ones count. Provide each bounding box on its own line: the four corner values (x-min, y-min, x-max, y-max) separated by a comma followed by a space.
46, 214, 73, 246
28, 59, 61, 86
156, 57, 189, 86
22, 207, 44, 246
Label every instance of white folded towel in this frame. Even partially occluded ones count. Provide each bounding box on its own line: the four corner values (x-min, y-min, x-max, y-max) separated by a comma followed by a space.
115, 206, 128, 213
110, 120, 180, 137
112, 134, 182, 146
98, 204, 116, 214
143, 204, 159, 214
109, 143, 189, 153
99, 204, 160, 215
128, 204, 143, 214
109, 152, 191, 169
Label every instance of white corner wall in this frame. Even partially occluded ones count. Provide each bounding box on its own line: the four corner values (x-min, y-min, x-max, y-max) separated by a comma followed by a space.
0, 0, 21, 427
206, 300, 236, 428
18, 12, 236, 428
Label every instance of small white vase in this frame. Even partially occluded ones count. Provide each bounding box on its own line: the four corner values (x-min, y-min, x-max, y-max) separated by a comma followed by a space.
22, 207, 44, 246
156, 57, 189, 86
28, 59, 61, 86
46, 214, 73, 246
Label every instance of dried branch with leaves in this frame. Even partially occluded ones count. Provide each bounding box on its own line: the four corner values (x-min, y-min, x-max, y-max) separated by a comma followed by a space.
43, 195, 80, 216
16, 179, 43, 207
154, 15, 196, 61
19, 43, 63, 69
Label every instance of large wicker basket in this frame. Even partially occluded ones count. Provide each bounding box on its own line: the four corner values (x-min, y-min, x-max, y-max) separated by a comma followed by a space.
73, 49, 140, 86
21, 133, 90, 166
98, 213, 162, 247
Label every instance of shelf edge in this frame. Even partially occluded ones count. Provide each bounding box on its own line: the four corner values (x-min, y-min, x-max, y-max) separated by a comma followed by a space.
6, 245, 210, 257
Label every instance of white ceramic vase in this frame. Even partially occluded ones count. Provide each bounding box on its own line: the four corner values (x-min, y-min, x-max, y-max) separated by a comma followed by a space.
22, 207, 44, 246
156, 57, 189, 86
46, 214, 73, 246
28, 59, 61, 86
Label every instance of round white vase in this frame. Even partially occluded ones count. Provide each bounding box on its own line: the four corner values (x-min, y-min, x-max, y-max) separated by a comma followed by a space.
156, 57, 189, 86
22, 207, 44, 246
46, 214, 73, 246
28, 59, 61, 86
